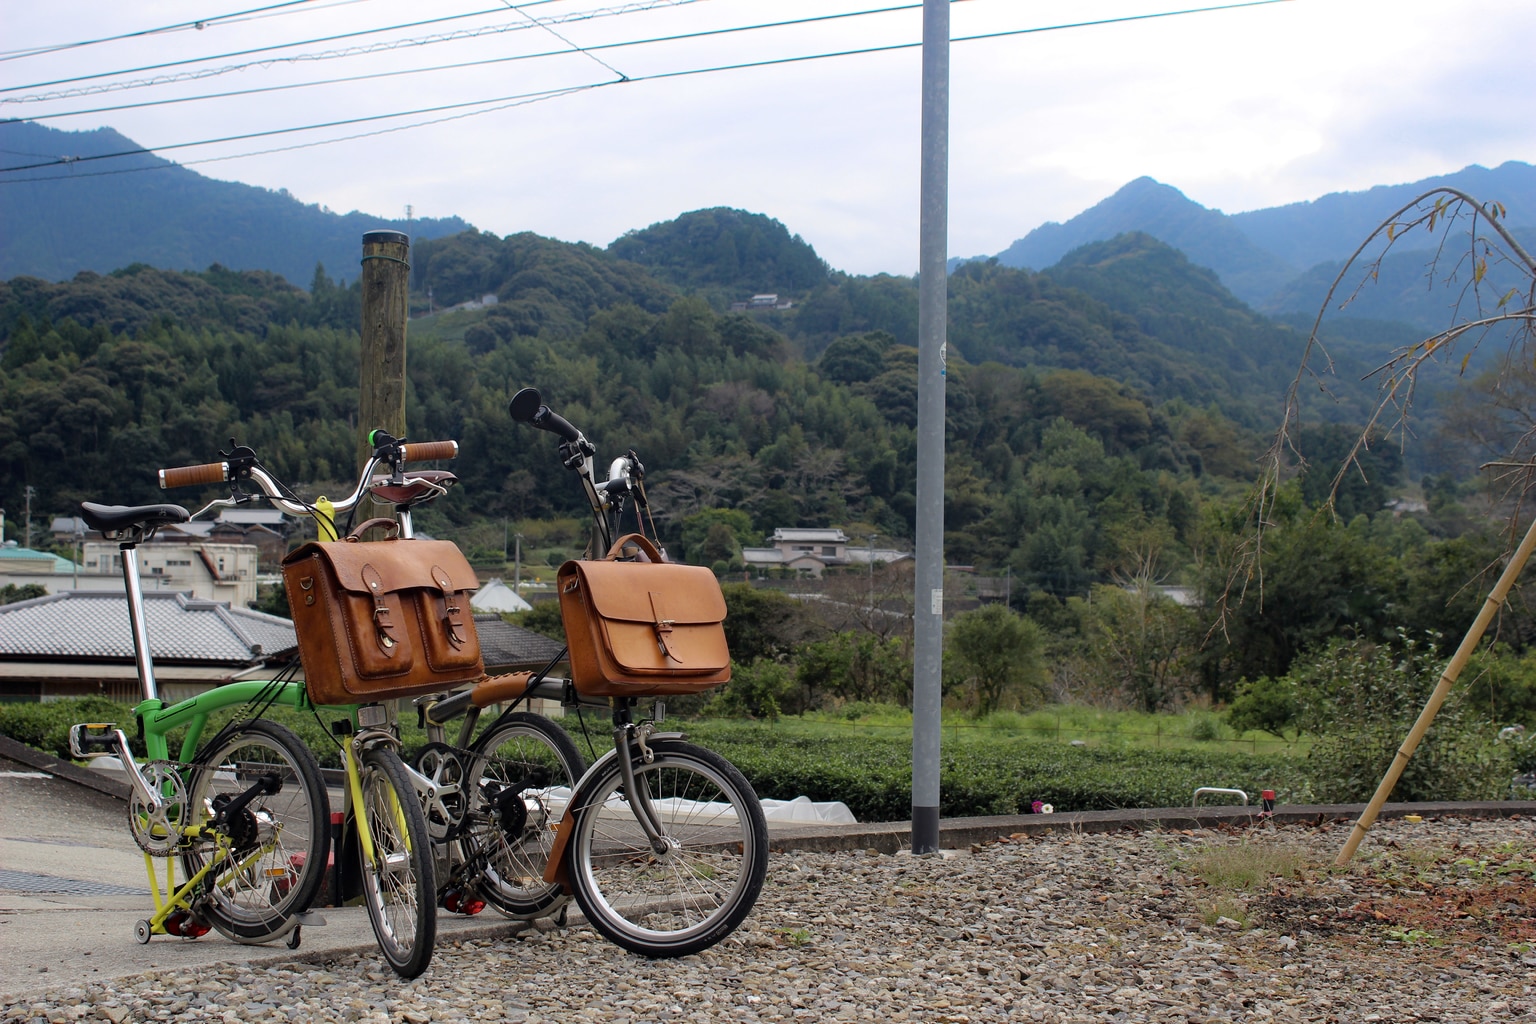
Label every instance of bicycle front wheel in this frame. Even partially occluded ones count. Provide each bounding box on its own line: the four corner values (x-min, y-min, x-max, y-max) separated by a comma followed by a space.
460, 712, 586, 918
182, 719, 330, 943
356, 746, 436, 978
568, 739, 767, 958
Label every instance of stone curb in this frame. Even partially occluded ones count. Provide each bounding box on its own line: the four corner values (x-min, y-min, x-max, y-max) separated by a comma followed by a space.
7, 731, 1534, 858
764, 800, 1536, 854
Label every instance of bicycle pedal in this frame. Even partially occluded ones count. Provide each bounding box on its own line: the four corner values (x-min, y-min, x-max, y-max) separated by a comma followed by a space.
69, 723, 124, 759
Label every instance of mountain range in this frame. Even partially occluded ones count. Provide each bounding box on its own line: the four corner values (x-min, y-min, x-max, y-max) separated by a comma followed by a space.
5, 121, 1533, 340
977, 162, 1536, 331
0, 122, 471, 287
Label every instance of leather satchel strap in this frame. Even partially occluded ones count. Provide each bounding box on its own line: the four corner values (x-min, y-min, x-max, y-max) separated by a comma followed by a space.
649, 591, 684, 664
605, 532, 665, 563
431, 562, 470, 647
360, 562, 403, 652
344, 517, 402, 541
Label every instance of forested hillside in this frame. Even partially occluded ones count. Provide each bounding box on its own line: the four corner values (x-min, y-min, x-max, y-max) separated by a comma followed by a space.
1, 217, 1522, 713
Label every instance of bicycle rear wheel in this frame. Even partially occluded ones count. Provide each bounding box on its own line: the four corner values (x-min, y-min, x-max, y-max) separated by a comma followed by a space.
356, 746, 436, 978
567, 739, 767, 958
459, 712, 585, 918
181, 720, 330, 943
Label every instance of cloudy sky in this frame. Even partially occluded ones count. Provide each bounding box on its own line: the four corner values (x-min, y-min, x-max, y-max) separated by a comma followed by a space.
3, 0, 1533, 275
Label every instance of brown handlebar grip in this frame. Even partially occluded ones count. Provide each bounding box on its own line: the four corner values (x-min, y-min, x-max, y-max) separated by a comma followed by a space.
402, 440, 458, 462
158, 462, 229, 489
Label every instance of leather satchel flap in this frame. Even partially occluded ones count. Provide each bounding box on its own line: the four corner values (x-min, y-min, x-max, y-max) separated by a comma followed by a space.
284, 538, 479, 596
573, 560, 726, 625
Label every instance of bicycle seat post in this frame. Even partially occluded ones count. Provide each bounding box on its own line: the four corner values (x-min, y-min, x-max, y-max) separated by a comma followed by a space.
117, 534, 161, 704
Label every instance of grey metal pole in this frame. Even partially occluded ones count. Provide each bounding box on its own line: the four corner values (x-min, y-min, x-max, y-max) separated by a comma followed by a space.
912, 0, 949, 856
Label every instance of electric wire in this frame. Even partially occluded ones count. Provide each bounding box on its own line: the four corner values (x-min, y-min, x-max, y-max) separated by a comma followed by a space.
0, 0, 1294, 180
0, 0, 329, 63
1, 0, 701, 105
3, 2, 903, 122
0, 0, 576, 94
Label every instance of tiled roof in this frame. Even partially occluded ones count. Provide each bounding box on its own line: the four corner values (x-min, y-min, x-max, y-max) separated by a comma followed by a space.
473, 613, 564, 671
771, 528, 848, 542
0, 591, 295, 664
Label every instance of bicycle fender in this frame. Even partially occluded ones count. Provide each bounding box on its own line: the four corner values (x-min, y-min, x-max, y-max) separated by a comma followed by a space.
542, 813, 576, 891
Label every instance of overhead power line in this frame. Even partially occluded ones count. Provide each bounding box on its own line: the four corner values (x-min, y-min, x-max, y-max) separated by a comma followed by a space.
0, 0, 579, 94
2, 0, 701, 105
2, 3, 915, 122
0, 0, 328, 63
0, 0, 1294, 180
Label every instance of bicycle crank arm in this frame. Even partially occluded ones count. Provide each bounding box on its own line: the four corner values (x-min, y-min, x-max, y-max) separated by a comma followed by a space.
68, 723, 164, 811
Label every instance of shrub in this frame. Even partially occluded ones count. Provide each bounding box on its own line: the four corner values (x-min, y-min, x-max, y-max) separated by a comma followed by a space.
0, 697, 131, 758
1288, 633, 1513, 802
702, 660, 795, 720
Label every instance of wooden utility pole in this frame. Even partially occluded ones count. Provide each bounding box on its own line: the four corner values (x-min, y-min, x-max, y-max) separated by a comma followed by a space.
358, 229, 410, 521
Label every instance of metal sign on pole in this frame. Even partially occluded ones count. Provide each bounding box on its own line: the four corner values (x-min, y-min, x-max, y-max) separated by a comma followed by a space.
911, 0, 949, 856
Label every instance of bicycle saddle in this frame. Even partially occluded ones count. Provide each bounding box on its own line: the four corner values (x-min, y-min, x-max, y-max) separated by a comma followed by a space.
80, 501, 191, 534
369, 470, 458, 506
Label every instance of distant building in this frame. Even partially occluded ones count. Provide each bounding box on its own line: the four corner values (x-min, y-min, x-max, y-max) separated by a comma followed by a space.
740, 528, 911, 579
731, 293, 796, 312
0, 541, 79, 576
82, 540, 259, 607
471, 578, 533, 614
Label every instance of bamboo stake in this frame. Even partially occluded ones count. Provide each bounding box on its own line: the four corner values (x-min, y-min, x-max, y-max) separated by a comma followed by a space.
1335, 512, 1536, 866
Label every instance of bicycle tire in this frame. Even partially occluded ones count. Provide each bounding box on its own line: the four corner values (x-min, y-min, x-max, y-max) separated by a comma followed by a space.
357, 746, 436, 978
180, 719, 330, 943
459, 712, 586, 918
567, 739, 767, 958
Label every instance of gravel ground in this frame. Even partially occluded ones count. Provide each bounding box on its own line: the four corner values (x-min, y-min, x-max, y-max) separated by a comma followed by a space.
4, 815, 1534, 1023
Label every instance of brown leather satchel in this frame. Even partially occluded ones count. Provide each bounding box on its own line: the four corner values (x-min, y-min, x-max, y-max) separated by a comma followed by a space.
557, 534, 731, 697
283, 520, 484, 706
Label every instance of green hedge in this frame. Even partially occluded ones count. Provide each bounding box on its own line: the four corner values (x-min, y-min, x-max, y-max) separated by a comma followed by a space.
684, 721, 1296, 821
0, 700, 1298, 821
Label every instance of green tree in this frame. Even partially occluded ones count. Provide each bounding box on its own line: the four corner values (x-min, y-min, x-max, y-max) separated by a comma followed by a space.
945, 604, 1048, 715
795, 632, 911, 707
721, 584, 812, 666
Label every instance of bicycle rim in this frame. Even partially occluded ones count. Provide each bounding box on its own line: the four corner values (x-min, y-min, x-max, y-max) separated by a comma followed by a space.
357, 746, 436, 978
181, 720, 330, 943
569, 740, 767, 957
461, 713, 585, 918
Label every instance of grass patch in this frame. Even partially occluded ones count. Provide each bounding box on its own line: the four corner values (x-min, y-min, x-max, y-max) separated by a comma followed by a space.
1178, 837, 1314, 932
1183, 840, 1311, 891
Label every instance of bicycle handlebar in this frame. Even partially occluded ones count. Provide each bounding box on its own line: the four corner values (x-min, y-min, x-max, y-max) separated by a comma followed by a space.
157, 433, 459, 520
509, 387, 582, 443
158, 462, 229, 490
402, 440, 459, 462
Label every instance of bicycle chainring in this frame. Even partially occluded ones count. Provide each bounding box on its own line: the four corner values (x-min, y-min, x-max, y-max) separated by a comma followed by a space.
128, 762, 190, 857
